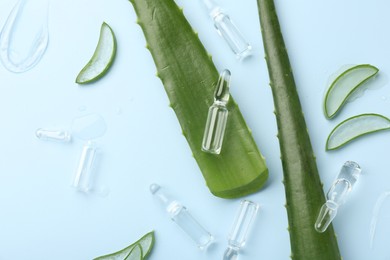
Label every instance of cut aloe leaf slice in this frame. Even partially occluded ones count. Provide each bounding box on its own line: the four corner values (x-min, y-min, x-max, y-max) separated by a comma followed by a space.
326, 113, 390, 150
124, 245, 142, 260
324, 64, 379, 119
76, 22, 117, 84
93, 231, 154, 260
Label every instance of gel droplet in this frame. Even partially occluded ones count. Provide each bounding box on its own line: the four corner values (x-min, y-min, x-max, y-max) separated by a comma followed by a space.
71, 113, 107, 140
96, 186, 110, 197
115, 107, 122, 115
369, 191, 390, 249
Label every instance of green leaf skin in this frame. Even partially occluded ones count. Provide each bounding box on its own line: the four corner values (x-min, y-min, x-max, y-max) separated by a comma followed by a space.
76, 22, 117, 84
124, 244, 142, 260
129, 0, 268, 198
257, 0, 341, 259
324, 64, 379, 119
326, 113, 390, 151
93, 231, 154, 260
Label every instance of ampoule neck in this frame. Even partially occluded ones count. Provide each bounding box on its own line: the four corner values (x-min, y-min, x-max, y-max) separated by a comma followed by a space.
150, 184, 172, 207
223, 246, 239, 260
202, 0, 222, 18
214, 69, 231, 104
150, 184, 183, 214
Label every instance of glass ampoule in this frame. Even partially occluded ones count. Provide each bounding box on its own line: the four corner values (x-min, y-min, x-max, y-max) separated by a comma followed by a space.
314, 161, 361, 233
201, 0, 252, 59
36, 128, 71, 143
150, 183, 214, 250
202, 69, 231, 154
73, 141, 98, 193
223, 200, 259, 260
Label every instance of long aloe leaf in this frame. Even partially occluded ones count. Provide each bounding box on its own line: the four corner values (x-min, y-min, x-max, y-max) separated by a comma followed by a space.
129, 0, 268, 198
257, 0, 341, 259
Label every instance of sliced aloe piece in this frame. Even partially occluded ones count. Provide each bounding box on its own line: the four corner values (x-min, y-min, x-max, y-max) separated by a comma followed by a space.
324, 64, 379, 119
93, 231, 154, 260
326, 113, 390, 150
124, 245, 142, 260
76, 22, 117, 84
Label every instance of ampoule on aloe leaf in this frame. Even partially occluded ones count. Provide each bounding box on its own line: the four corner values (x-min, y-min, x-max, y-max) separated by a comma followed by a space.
202, 69, 231, 154
315, 161, 361, 233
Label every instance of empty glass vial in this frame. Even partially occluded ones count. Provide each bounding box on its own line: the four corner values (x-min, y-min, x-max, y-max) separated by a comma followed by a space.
202, 69, 231, 154
73, 141, 98, 193
150, 183, 214, 250
35, 128, 71, 143
201, 0, 252, 59
223, 200, 259, 260
314, 161, 361, 233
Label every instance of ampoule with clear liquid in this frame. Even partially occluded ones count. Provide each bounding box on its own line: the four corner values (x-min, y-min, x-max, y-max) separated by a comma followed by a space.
150, 183, 214, 250
202, 69, 231, 154
73, 141, 98, 193
201, 0, 252, 59
223, 200, 259, 260
314, 161, 361, 233
36, 128, 71, 143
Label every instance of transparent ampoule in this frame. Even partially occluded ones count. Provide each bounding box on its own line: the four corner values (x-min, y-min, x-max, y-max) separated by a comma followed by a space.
150, 183, 214, 250
314, 161, 361, 233
202, 69, 231, 154
0, 0, 49, 73
223, 200, 259, 260
73, 141, 98, 193
201, 0, 252, 59
35, 128, 71, 143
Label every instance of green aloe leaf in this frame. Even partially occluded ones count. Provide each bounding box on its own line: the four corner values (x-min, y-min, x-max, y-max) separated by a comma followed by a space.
326, 113, 390, 150
124, 245, 142, 260
324, 64, 379, 119
94, 231, 154, 260
257, 0, 341, 259
76, 22, 117, 84
128, 0, 268, 198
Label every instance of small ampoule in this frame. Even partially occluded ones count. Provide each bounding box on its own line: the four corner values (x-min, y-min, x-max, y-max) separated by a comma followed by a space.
150, 183, 214, 250
35, 128, 71, 143
314, 161, 361, 233
201, 0, 252, 59
202, 69, 231, 154
223, 200, 259, 260
73, 141, 98, 193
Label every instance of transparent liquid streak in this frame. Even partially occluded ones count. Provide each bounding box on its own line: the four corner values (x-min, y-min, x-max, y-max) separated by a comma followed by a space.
0, 0, 49, 72
369, 191, 390, 249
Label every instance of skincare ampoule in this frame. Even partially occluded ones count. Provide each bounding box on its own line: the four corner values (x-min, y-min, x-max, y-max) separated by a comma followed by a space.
202, 69, 231, 154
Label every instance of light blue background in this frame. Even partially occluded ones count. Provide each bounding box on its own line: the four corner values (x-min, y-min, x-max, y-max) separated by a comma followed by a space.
0, 0, 390, 259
